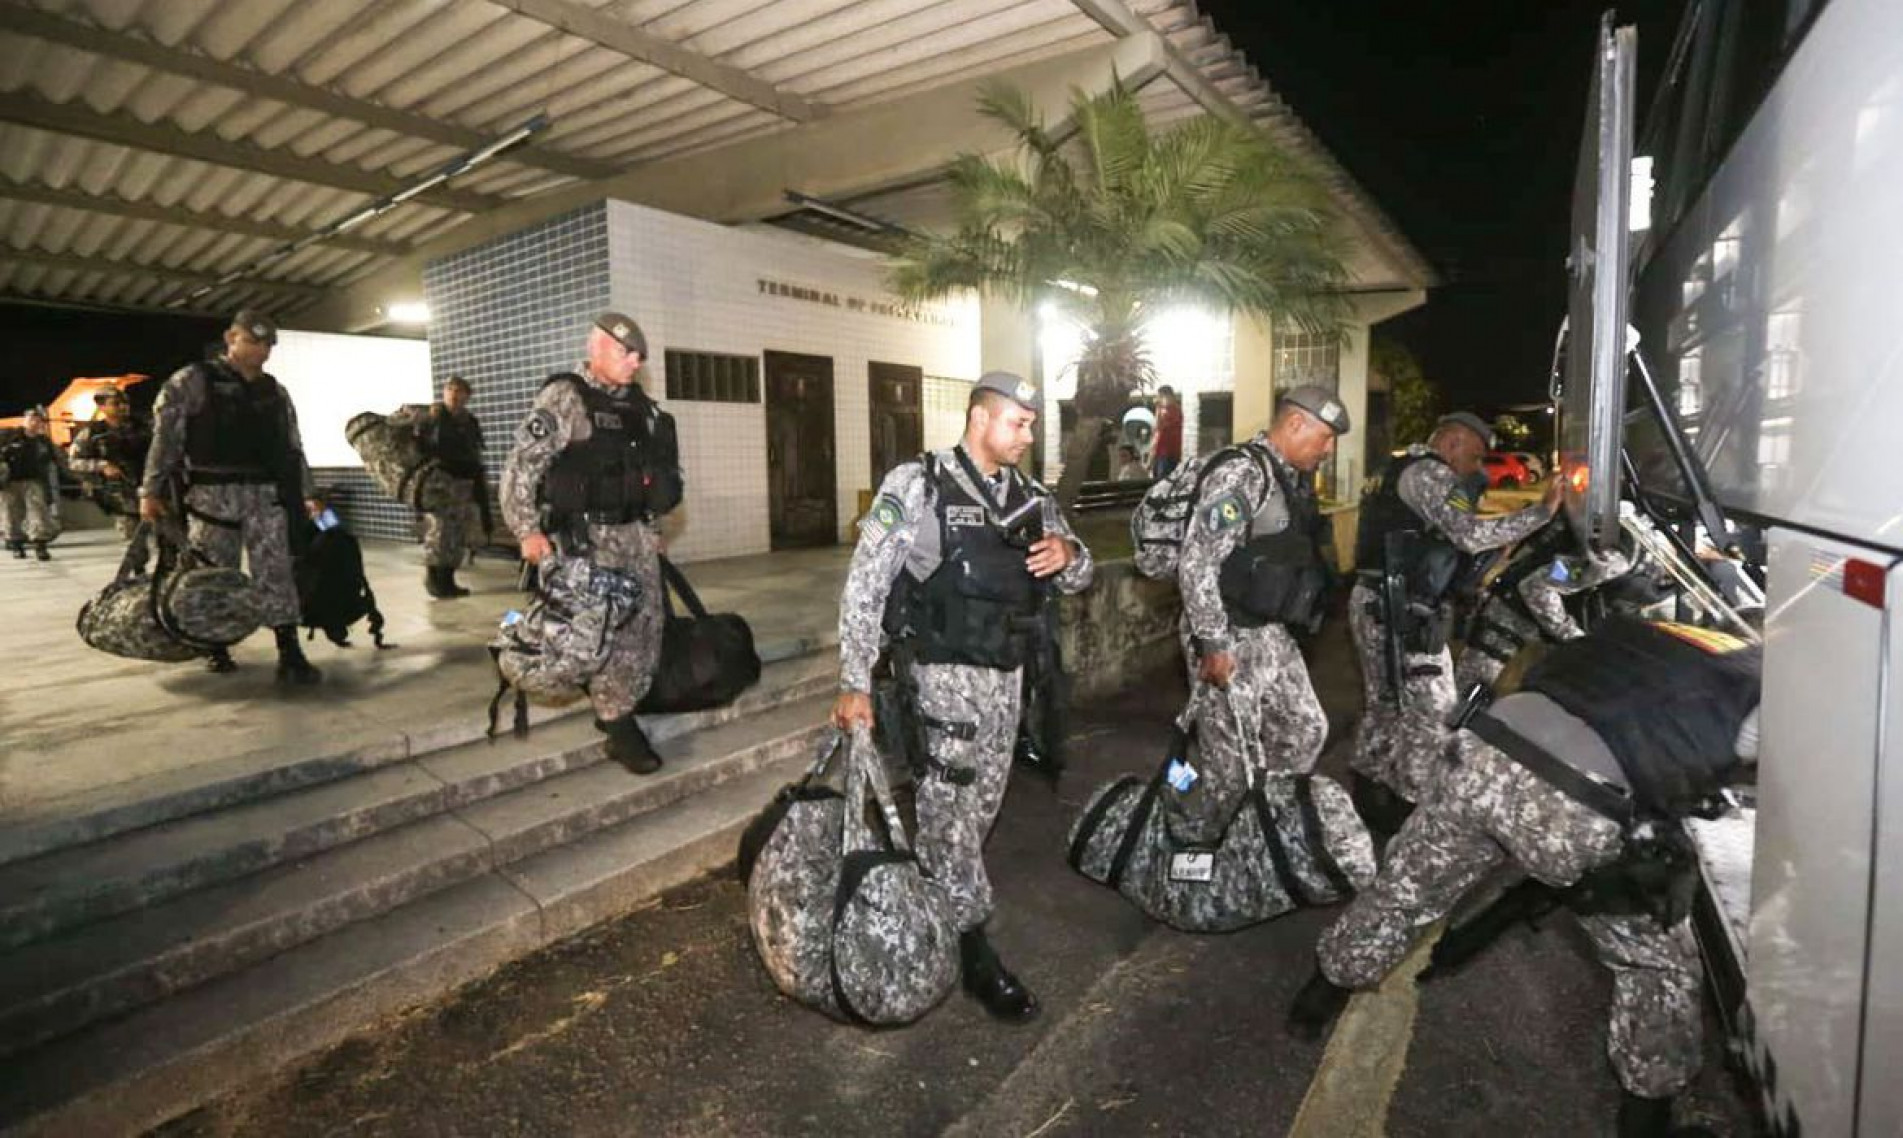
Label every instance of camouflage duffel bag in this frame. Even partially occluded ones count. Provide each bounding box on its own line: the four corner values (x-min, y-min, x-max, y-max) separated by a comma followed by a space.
78, 522, 262, 661
742, 726, 959, 1026
487, 554, 642, 735
1067, 695, 1377, 933
344, 410, 464, 513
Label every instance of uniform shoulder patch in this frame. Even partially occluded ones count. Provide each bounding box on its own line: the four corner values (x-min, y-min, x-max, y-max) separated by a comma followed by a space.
1204, 491, 1250, 531
1445, 483, 1478, 513
862, 493, 908, 538
516, 408, 558, 445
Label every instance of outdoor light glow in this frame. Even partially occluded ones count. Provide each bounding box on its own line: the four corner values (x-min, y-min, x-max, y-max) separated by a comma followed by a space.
387, 301, 430, 324
1568, 465, 1591, 494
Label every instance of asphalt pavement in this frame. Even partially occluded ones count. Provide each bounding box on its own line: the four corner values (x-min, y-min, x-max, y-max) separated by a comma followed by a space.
150, 621, 1763, 1138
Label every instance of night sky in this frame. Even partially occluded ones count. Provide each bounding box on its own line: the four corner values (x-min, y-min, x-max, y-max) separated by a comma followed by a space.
1197, 0, 1687, 413
2, 1, 1687, 418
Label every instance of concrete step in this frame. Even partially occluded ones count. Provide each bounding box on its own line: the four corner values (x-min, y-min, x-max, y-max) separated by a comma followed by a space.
0, 694, 832, 1058
0, 755, 810, 1138
0, 631, 838, 870
0, 650, 838, 951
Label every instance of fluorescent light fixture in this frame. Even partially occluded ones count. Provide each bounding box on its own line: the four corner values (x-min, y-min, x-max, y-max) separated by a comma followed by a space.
386, 301, 430, 324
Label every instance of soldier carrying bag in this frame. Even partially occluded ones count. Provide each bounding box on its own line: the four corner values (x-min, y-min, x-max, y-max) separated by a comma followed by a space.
742, 726, 960, 1026
77, 518, 263, 662
487, 553, 643, 737
636, 557, 761, 714
1067, 689, 1377, 933
345, 409, 467, 513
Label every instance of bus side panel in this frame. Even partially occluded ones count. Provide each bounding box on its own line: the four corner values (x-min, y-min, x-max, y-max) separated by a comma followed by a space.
1629, 0, 1903, 554
1750, 530, 1886, 1137
1858, 561, 1903, 1134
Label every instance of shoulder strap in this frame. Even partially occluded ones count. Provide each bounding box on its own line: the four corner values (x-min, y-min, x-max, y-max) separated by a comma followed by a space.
658, 555, 707, 619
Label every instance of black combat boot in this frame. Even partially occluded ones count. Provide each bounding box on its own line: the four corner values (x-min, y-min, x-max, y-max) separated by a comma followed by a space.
7, 541, 23, 559
441, 568, 471, 597
960, 927, 1039, 1023
273, 625, 322, 685
598, 716, 661, 775
1616, 1092, 1713, 1138
423, 566, 452, 599
1286, 966, 1352, 1040
31, 542, 50, 561
205, 647, 238, 673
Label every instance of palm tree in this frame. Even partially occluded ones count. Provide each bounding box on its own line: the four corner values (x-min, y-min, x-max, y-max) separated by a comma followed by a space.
890, 79, 1350, 505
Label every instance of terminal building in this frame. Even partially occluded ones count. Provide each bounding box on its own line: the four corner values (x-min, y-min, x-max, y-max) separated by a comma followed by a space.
1, 0, 1432, 558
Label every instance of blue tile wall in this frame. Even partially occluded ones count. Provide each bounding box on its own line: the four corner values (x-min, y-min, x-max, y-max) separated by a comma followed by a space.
328, 202, 611, 546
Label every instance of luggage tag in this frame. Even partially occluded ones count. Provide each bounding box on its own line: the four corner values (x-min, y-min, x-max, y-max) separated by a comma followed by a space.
499, 609, 523, 630
313, 507, 341, 532
1165, 757, 1199, 793
1169, 849, 1217, 883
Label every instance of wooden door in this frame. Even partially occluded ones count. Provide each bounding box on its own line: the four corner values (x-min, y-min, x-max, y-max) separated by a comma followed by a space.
867, 362, 923, 486
764, 351, 838, 548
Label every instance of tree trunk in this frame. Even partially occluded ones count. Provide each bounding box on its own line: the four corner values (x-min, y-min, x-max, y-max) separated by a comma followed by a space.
1050, 416, 1112, 510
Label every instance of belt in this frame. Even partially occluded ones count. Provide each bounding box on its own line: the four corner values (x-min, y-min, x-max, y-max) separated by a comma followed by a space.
1468, 712, 1633, 824
190, 469, 277, 486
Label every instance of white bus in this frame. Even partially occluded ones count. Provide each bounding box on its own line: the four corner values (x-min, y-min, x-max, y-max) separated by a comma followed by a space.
1557, 2, 1902, 1134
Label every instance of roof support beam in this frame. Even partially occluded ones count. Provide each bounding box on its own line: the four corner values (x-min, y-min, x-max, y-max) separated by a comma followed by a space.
0, 248, 328, 297
302, 35, 1163, 330
0, 4, 614, 183
0, 92, 501, 215
490, 0, 825, 123
0, 182, 408, 258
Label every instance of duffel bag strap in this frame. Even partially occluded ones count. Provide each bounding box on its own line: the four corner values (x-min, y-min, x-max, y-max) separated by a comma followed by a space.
659, 555, 709, 619
1291, 777, 1355, 896
1249, 789, 1313, 905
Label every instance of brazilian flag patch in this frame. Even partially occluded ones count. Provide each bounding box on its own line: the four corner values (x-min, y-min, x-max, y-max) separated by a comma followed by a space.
1446, 485, 1477, 513
1205, 492, 1250, 531
863, 493, 906, 537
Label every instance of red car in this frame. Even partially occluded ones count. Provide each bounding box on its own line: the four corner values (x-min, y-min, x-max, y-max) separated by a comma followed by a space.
1481, 452, 1533, 489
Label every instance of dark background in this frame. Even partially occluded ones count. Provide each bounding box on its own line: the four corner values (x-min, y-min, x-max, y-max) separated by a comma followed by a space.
0, 1, 1688, 418
1198, 0, 1687, 413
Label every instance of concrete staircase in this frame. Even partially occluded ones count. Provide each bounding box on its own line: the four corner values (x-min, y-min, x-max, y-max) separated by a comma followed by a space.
0, 640, 841, 1137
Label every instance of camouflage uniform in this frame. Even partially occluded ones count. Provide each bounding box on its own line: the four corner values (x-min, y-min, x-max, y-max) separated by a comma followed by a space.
839, 448, 1094, 931
69, 418, 150, 541
1317, 734, 1702, 1099
1177, 434, 1328, 816
141, 360, 315, 626
1454, 548, 1632, 692
500, 367, 665, 723
1, 432, 60, 549
1349, 450, 1552, 803
394, 402, 487, 569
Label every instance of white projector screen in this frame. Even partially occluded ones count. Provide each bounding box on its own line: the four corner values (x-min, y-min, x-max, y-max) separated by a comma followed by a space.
271, 329, 432, 467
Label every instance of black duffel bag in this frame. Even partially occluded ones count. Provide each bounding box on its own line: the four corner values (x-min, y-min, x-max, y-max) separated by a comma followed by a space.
638, 556, 762, 713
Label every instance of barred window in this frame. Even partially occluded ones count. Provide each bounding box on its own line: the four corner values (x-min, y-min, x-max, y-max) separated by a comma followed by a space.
664, 349, 760, 403
1271, 328, 1340, 393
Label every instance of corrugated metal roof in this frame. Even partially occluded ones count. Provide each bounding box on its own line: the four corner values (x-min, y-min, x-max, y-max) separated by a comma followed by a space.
0, 0, 1430, 319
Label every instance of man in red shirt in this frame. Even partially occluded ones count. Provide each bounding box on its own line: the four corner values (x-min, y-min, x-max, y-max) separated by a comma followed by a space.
1150, 385, 1183, 479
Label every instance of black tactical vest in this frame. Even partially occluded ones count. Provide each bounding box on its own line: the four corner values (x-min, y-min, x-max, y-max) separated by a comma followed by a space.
1217, 445, 1332, 629
184, 361, 291, 483
894, 450, 1047, 670
83, 420, 151, 481
1353, 449, 1468, 605
1521, 617, 1761, 819
1, 432, 54, 482
539, 374, 683, 525
423, 405, 484, 479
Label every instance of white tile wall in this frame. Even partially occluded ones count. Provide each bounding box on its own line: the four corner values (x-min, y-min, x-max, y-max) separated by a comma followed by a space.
606, 200, 981, 552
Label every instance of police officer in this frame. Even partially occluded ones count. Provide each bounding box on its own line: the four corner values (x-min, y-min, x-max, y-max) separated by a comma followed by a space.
1177, 385, 1348, 822
831, 371, 1094, 1022
1348, 412, 1560, 816
69, 386, 151, 542
1290, 618, 1759, 1138
1454, 523, 1631, 694
408, 375, 487, 598
501, 313, 679, 775
2, 405, 61, 560
141, 311, 324, 682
